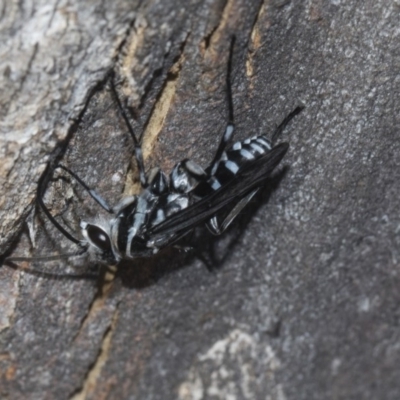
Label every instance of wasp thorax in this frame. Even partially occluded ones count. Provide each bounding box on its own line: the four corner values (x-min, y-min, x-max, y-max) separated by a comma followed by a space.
170, 160, 206, 193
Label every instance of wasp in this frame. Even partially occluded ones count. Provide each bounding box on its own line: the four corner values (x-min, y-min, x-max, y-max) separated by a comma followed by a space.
5, 37, 303, 269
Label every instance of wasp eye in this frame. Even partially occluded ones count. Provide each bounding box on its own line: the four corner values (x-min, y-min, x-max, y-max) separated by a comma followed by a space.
86, 224, 112, 252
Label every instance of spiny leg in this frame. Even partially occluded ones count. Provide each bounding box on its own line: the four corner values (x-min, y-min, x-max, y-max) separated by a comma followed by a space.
109, 73, 148, 188
209, 36, 236, 174
205, 105, 304, 235
56, 165, 113, 213
5, 158, 106, 264
205, 37, 260, 235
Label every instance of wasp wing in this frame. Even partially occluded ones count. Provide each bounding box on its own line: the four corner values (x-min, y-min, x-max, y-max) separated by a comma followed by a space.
149, 143, 289, 239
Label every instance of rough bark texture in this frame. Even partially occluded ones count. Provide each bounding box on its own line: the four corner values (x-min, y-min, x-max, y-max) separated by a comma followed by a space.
1, 0, 400, 399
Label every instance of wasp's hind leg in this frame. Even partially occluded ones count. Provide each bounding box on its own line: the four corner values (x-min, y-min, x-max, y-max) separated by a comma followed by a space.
208, 36, 236, 174
162, 35, 238, 197
110, 75, 148, 189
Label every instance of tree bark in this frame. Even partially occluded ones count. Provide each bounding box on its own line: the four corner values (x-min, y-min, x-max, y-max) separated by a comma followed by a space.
1, 0, 400, 399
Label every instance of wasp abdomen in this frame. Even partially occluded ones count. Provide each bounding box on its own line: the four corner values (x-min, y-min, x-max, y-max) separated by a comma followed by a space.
194, 135, 272, 198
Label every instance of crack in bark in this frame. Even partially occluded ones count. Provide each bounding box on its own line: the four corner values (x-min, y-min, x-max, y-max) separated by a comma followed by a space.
141, 36, 188, 159
70, 304, 120, 400
118, 15, 149, 106
72, 265, 117, 344
200, 0, 234, 56
47, 0, 61, 30
5, 42, 39, 115
246, 0, 269, 81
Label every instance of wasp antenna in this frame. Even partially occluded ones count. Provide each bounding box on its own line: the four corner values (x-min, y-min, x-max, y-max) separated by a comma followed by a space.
2, 248, 97, 280
4, 260, 98, 280
4, 248, 87, 263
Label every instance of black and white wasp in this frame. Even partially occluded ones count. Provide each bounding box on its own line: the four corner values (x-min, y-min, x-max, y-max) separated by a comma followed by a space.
6, 38, 303, 269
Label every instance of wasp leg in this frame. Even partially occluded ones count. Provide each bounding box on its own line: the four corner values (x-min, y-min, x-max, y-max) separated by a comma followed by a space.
209, 36, 236, 173
147, 167, 169, 195
55, 165, 113, 213
205, 188, 259, 235
109, 75, 148, 189
37, 164, 84, 245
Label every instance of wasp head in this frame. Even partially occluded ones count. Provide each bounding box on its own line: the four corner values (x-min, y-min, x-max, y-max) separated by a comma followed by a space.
80, 220, 119, 264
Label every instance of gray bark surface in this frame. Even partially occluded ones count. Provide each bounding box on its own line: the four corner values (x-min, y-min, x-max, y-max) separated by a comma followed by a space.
1, 0, 400, 399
